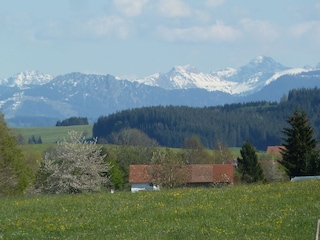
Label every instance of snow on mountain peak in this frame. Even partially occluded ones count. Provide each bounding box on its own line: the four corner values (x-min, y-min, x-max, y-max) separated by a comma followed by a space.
264, 68, 310, 85
0, 70, 54, 89
246, 56, 288, 71
212, 67, 237, 78
170, 65, 200, 74
132, 64, 237, 93
130, 56, 314, 95
133, 72, 162, 86
252, 55, 265, 63
5, 56, 312, 98
213, 56, 287, 81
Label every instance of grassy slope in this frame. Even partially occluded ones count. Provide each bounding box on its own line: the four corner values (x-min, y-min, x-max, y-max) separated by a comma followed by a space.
1, 180, 320, 239
14, 125, 243, 163
13, 125, 93, 144
13, 125, 93, 174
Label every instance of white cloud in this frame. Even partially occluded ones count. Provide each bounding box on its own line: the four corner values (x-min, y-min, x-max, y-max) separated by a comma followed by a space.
157, 0, 191, 18
289, 21, 320, 47
35, 21, 64, 40
113, 0, 149, 17
205, 0, 226, 8
85, 16, 130, 39
194, 10, 211, 24
239, 18, 279, 42
290, 21, 320, 37
156, 22, 241, 42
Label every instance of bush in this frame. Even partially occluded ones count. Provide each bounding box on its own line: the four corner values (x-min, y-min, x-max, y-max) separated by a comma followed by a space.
35, 131, 111, 194
0, 113, 32, 196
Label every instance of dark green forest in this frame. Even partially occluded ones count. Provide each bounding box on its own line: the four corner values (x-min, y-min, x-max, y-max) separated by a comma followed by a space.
56, 116, 88, 126
93, 88, 320, 150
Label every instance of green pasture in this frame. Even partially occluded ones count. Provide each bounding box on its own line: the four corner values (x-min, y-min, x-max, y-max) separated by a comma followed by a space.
13, 125, 93, 144
1, 180, 320, 239
12, 124, 246, 157
13, 124, 243, 161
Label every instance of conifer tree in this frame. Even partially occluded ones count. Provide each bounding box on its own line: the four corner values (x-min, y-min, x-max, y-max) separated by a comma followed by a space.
237, 141, 265, 183
279, 110, 320, 177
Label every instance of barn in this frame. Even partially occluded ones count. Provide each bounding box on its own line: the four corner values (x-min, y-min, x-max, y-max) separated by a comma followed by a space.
129, 164, 234, 192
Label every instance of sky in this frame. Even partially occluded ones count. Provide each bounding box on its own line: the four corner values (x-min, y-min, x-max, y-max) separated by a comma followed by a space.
1, 0, 320, 79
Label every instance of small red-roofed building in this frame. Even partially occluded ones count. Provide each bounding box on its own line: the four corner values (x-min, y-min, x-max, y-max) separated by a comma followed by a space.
129, 165, 159, 193
266, 146, 284, 155
129, 164, 234, 192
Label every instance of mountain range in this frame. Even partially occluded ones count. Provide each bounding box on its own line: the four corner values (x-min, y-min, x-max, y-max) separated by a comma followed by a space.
1, 56, 320, 126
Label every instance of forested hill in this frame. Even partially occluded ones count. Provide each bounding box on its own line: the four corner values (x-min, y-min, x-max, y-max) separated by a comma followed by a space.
93, 88, 320, 150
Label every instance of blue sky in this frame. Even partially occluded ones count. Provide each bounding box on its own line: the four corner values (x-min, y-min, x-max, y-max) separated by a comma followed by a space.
1, 0, 320, 78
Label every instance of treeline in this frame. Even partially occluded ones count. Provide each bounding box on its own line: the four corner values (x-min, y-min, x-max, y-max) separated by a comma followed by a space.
56, 117, 88, 126
93, 88, 320, 150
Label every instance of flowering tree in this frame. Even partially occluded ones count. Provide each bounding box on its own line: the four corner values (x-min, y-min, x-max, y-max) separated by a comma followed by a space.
36, 131, 111, 194
148, 149, 188, 189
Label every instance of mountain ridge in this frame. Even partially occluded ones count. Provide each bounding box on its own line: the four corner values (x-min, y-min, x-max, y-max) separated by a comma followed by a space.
1, 56, 318, 94
0, 70, 54, 89
1, 56, 320, 126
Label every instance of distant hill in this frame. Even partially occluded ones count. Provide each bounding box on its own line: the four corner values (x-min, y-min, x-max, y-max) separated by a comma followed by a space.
93, 88, 320, 150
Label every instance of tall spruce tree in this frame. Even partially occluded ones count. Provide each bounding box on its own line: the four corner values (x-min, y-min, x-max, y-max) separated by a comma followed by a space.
279, 110, 320, 177
237, 141, 265, 183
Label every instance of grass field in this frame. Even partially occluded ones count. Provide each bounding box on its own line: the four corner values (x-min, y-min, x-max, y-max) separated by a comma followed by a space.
12, 124, 248, 157
1, 180, 320, 239
13, 125, 93, 144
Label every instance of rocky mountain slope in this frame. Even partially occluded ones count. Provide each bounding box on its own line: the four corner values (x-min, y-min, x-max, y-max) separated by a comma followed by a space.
1, 56, 319, 126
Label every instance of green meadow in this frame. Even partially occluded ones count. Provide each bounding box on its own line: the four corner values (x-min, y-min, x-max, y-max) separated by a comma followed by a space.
1, 180, 320, 239
13, 125, 93, 144
3, 125, 313, 239
12, 125, 93, 173
13, 124, 245, 156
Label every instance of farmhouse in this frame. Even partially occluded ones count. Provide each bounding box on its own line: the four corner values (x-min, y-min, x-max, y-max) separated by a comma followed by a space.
129, 164, 234, 192
129, 165, 160, 193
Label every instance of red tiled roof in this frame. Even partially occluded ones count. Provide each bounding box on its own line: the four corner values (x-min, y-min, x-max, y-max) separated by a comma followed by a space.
129, 164, 234, 183
129, 165, 152, 183
187, 164, 213, 182
212, 164, 234, 183
266, 146, 284, 155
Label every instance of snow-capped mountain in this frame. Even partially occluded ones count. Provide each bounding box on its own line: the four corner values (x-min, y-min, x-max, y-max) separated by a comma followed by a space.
134, 64, 237, 93
0, 70, 53, 89
131, 56, 312, 95
0, 56, 319, 126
